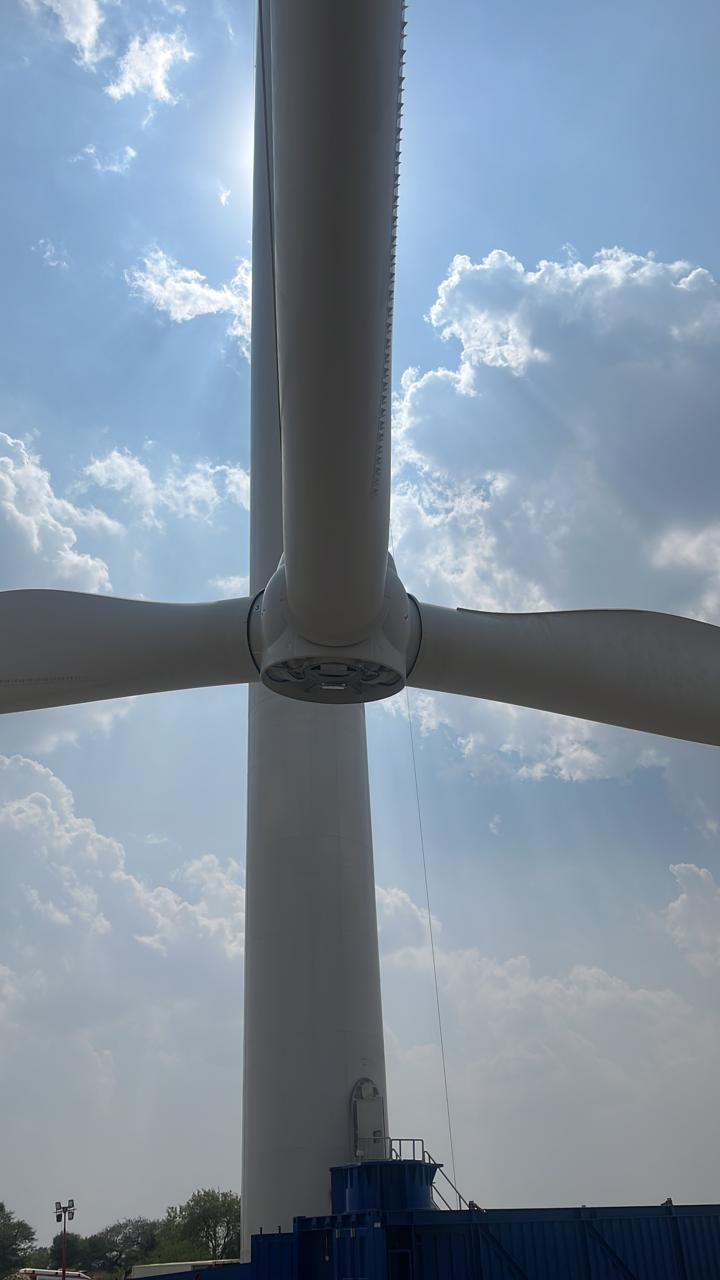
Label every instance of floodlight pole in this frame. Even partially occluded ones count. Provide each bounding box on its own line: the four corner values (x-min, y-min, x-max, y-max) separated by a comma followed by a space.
53, 1200, 75, 1280
239, 3, 388, 1255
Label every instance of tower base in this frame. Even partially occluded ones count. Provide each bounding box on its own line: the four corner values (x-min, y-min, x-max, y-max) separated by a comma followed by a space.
131, 1160, 720, 1279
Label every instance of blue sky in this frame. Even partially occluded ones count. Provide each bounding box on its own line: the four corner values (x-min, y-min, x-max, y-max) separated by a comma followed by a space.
1, 0, 720, 1240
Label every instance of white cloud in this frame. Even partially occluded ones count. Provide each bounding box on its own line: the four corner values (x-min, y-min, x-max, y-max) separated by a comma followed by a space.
429, 247, 720, 383
32, 237, 69, 269
391, 444, 546, 615
429, 250, 549, 374
376, 884, 439, 952
106, 30, 193, 104
0, 754, 245, 955
218, 186, 231, 208
397, 247, 720, 594
390, 247, 720, 789
653, 523, 720, 623
0, 754, 245, 1225
381, 885, 720, 1206
663, 863, 720, 976
74, 142, 137, 174
210, 575, 249, 597
82, 448, 250, 529
0, 431, 117, 592
404, 696, 668, 796
82, 449, 157, 518
23, 0, 105, 67
219, 464, 250, 508
125, 249, 251, 356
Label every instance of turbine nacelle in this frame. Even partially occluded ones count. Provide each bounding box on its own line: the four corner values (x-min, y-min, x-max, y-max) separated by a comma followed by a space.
253, 556, 419, 704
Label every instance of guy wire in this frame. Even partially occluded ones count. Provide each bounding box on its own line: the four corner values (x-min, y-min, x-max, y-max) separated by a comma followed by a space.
391, 525, 458, 1188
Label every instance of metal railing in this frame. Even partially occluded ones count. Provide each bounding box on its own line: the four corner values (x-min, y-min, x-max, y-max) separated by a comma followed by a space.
383, 1138, 473, 1212
385, 1136, 427, 1162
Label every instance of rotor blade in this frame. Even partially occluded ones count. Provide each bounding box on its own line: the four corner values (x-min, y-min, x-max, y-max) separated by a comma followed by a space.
408, 602, 720, 746
270, 0, 404, 644
0, 591, 258, 714
250, 0, 284, 594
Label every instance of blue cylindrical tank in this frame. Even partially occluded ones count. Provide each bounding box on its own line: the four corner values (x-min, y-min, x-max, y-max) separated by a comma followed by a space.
331, 1160, 438, 1215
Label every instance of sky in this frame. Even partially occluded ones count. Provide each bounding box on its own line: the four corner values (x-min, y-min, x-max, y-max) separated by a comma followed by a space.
2, 0, 720, 1243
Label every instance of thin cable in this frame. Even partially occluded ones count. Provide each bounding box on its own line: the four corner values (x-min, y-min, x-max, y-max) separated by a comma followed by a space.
390, 531, 458, 1190
404, 687, 458, 1189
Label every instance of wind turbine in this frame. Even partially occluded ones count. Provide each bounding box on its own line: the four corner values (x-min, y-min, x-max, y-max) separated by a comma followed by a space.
3, 0, 720, 1257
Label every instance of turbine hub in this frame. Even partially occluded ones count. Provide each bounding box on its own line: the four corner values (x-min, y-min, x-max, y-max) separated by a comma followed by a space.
251, 557, 413, 704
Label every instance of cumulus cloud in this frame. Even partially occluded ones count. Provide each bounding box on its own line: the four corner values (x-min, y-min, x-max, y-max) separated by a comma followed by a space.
390, 247, 720, 789
429, 250, 550, 375
0, 754, 245, 1225
74, 142, 137, 174
0, 430, 248, 582
663, 863, 720, 976
82, 449, 250, 529
391, 444, 546, 615
106, 30, 193, 104
0, 751, 245, 969
23, 0, 105, 67
0, 431, 117, 593
218, 186, 231, 208
429, 248, 720, 385
396, 249, 720, 599
380, 886, 720, 1206
125, 249, 252, 356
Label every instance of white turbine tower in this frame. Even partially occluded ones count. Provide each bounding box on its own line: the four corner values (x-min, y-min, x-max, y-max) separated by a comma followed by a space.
3, 0, 720, 1256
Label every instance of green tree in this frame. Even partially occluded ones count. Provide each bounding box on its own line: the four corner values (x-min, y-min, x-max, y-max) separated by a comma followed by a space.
147, 1208, 197, 1267
23, 1249, 51, 1271
153, 1192, 241, 1264
179, 1191, 241, 1261
0, 1204, 36, 1279
48, 1232, 86, 1271
76, 1234, 109, 1275
144, 1208, 190, 1269
48, 1219, 163, 1275
82, 1219, 161, 1274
